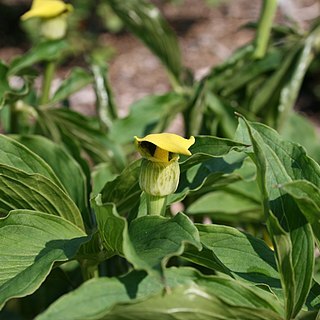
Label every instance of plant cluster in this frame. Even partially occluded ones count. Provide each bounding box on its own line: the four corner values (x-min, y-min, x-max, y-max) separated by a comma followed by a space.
1, 0, 320, 319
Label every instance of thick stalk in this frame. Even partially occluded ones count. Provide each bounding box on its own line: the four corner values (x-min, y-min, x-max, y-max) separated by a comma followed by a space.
41, 60, 56, 105
145, 193, 167, 216
254, 0, 278, 59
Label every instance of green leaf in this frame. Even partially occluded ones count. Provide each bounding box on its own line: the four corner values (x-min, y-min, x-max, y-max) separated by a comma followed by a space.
0, 210, 87, 310
0, 164, 85, 230
282, 112, 320, 163
248, 46, 300, 117
100, 159, 141, 214
236, 117, 315, 319
51, 67, 93, 104
109, 93, 185, 145
37, 267, 283, 320
186, 180, 262, 223
94, 199, 127, 258
9, 40, 69, 75
12, 135, 90, 227
279, 180, 320, 246
127, 213, 201, 277
180, 135, 248, 170
277, 26, 320, 130
183, 224, 280, 287
0, 134, 63, 188
172, 151, 247, 205
108, 0, 182, 82
94, 197, 201, 279
91, 62, 118, 131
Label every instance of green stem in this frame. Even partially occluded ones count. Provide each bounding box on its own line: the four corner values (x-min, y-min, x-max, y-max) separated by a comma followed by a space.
254, 0, 278, 59
80, 260, 99, 281
9, 103, 19, 134
146, 193, 167, 216
41, 60, 56, 105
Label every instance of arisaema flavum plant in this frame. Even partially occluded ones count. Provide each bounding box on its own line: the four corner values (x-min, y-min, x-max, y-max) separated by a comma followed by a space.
0, 0, 320, 319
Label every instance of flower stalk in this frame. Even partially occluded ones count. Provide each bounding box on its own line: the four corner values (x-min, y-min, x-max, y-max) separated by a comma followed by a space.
135, 133, 195, 216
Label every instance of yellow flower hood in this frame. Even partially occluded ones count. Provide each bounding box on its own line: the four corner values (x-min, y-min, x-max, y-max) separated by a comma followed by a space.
21, 0, 73, 20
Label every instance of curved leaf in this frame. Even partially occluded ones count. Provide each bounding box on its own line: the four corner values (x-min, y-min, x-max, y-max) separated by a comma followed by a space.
0, 134, 63, 188
94, 197, 201, 279
236, 117, 315, 319
13, 135, 89, 226
0, 164, 84, 230
0, 210, 87, 310
37, 267, 283, 320
51, 67, 93, 104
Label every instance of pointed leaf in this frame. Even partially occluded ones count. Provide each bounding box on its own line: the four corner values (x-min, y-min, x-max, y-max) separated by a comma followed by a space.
9, 40, 69, 75
0, 210, 87, 309
236, 117, 315, 319
183, 224, 280, 287
51, 67, 93, 104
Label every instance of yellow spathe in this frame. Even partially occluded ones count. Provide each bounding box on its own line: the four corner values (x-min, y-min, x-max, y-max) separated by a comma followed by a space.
135, 133, 195, 163
21, 0, 73, 20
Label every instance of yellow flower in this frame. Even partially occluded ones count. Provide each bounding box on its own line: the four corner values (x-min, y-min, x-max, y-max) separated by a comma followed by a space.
21, 0, 73, 21
135, 133, 195, 163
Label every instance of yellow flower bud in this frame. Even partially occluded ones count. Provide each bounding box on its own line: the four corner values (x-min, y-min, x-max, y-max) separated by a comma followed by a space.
21, 0, 73, 40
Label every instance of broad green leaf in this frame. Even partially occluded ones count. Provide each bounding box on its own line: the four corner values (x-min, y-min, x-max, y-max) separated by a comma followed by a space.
180, 135, 248, 170
109, 93, 185, 145
172, 151, 248, 205
282, 112, 320, 163
106, 285, 282, 320
183, 224, 280, 287
94, 199, 127, 258
12, 135, 90, 227
280, 180, 320, 246
94, 197, 201, 279
108, 0, 182, 82
51, 67, 93, 104
0, 134, 63, 188
186, 184, 262, 223
9, 40, 69, 75
100, 159, 141, 214
236, 117, 315, 319
0, 210, 87, 310
0, 164, 84, 230
37, 267, 283, 320
127, 213, 201, 276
